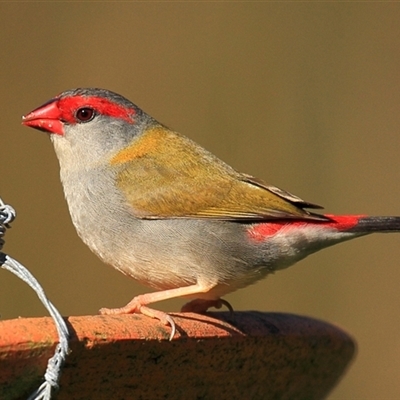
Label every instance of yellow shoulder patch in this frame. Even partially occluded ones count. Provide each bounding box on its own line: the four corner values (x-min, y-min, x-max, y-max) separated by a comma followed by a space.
110, 127, 167, 165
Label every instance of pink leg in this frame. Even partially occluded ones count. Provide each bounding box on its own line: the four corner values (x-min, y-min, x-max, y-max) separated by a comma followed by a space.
99, 282, 216, 340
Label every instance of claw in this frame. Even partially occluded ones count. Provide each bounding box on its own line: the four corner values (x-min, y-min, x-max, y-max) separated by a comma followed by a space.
218, 299, 234, 316
100, 301, 176, 340
164, 314, 176, 340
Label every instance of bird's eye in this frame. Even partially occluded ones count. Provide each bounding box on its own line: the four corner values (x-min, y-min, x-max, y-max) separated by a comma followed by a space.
75, 107, 95, 122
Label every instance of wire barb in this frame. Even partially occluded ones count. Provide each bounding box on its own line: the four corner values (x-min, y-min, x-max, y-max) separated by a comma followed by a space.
0, 197, 70, 400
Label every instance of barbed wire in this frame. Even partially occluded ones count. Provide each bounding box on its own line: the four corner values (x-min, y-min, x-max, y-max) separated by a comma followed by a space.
0, 198, 70, 400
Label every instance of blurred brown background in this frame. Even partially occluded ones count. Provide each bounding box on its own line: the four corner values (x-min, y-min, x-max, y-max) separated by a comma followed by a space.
1, 3, 400, 399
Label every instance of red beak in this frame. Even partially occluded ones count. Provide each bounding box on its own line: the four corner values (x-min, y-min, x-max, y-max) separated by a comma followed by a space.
22, 99, 64, 135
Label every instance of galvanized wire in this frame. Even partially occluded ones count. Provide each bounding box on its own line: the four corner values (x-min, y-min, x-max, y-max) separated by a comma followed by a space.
0, 198, 70, 400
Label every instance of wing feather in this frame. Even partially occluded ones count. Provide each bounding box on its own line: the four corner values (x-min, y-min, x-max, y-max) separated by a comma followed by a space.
113, 127, 329, 222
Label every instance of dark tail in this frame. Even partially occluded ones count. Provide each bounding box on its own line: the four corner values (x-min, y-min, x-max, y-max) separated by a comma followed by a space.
349, 216, 400, 233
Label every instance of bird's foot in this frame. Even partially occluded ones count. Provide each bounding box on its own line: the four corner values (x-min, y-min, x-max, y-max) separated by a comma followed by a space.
181, 298, 234, 315
100, 298, 176, 340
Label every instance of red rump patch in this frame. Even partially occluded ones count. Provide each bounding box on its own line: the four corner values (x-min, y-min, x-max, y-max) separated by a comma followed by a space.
57, 96, 135, 124
247, 214, 365, 242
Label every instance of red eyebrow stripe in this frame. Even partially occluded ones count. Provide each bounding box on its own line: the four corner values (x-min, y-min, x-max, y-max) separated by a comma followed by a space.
57, 96, 135, 124
247, 214, 363, 242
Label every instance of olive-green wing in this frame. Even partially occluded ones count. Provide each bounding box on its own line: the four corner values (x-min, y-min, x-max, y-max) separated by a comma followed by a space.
112, 127, 328, 222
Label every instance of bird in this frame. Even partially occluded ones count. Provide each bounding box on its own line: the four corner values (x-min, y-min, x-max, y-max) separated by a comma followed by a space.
22, 88, 400, 339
